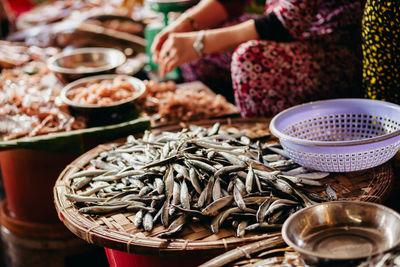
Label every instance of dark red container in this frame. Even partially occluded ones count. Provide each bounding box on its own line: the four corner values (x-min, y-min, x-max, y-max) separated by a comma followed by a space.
7, 0, 33, 15
0, 148, 79, 224
104, 248, 208, 267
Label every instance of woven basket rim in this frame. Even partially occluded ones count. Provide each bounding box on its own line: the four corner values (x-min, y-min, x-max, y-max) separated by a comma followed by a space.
270, 98, 400, 147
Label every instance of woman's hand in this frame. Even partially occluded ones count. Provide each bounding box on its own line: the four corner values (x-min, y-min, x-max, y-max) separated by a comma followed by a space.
151, 0, 229, 65
156, 19, 259, 77
157, 31, 200, 77
151, 18, 191, 63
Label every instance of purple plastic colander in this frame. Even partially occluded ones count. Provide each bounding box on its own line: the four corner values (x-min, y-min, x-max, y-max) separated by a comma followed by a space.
269, 98, 400, 172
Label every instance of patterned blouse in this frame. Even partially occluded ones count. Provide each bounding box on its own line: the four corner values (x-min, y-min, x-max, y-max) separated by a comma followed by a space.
219, 0, 365, 43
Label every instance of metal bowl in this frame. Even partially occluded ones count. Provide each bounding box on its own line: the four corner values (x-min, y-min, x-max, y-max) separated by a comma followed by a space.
47, 47, 126, 83
282, 201, 400, 265
61, 74, 146, 126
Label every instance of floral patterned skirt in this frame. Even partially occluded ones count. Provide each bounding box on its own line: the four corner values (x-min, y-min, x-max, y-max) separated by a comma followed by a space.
231, 40, 363, 117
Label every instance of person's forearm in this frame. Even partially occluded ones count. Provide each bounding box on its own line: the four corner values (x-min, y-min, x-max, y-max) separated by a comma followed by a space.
202, 19, 259, 53
180, 0, 229, 30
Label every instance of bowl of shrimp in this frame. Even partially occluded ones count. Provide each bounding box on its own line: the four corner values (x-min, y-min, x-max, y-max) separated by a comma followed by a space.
47, 47, 126, 83
61, 74, 146, 126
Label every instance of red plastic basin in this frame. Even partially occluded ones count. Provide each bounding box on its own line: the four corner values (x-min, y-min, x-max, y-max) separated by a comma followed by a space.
105, 248, 208, 267
0, 148, 78, 224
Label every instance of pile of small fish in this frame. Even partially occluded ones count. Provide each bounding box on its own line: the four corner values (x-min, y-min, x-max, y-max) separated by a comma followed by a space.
357, 248, 400, 267
66, 123, 334, 238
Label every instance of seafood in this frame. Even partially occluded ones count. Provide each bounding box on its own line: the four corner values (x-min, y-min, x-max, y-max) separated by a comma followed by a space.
137, 81, 238, 125
66, 76, 140, 106
67, 123, 333, 238
0, 59, 86, 140
84, 17, 144, 36
199, 235, 285, 267
357, 248, 400, 267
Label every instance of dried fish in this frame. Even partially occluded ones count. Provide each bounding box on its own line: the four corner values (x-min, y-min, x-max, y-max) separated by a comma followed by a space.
71, 177, 92, 191
180, 180, 191, 210
189, 168, 202, 194
213, 178, 222, 201
70, 169, 108, 180
245, 165, 254, 194
236, 220, 248, 237
134, 210, 144, 228
207, 122, 220, 136
233, 185, 246, 210
65, 194, 106, 203
201, 196, 233, 216
143, 212, 154, 232
158, 215, 187, 238
169, 182, 181, 215
68, 123, 331, 237
79, 204, 127, 215
256, 194, 273, 223
245, 223, 283, 232
326, 185, 337, 201
295, 172, 330, 180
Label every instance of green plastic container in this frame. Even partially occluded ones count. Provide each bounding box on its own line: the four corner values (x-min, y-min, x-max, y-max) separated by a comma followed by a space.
144, 0, 198, 79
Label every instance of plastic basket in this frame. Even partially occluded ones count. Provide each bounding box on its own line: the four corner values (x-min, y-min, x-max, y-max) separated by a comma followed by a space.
269, 99, 400, 172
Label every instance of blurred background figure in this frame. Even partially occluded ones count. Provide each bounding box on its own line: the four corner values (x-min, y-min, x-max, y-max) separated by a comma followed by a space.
4, 0, 33, 16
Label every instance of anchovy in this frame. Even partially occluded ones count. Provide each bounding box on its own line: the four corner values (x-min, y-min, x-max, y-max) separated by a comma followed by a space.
65, 194, 106, 203
158, 215, 187, 238
245, 223, 283, 232
201, 196, 233, 216
245, 165, 254, 194
189, 168, 203, 194
71, 177, 92, 190
186, 159, 217, 174
169, 182, 181, 215
79, 204, 127, 215
143, 212, 154, 232
180, 180, 191, 210
295, 172, 330, 180
213, 178, 222, 201
133, 210, 144, 228
70, 169, 108, 180
233, 185, 246, 210
236, 220, 248, 237
256, 194, 273, 223
326, 185, 338, 201
215, 165, 245, 177
207, 122, 220, 136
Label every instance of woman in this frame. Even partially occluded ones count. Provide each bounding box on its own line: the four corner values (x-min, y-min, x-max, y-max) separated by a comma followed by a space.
152, 0, 365, 117
362, 0, 400, 104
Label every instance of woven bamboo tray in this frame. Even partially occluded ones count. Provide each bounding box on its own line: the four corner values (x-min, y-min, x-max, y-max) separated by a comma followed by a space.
199, 235, 302, 267
54, 117, 395, 258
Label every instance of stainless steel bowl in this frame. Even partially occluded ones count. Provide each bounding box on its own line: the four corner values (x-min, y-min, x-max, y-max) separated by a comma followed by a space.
282, 201, 400, 265
61, 74, 145, 126
47, 47, 126, 83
